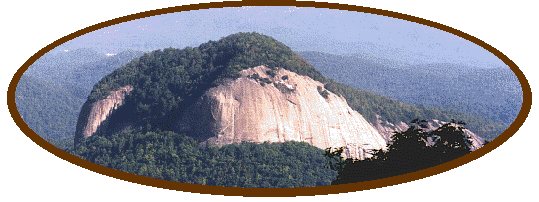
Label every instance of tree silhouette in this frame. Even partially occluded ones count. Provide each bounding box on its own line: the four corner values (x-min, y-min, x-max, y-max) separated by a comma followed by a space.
326, 120, 474, 185
430, 123, 473, 163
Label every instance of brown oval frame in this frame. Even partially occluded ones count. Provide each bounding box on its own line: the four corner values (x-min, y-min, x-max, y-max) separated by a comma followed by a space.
6, 0, 532, 197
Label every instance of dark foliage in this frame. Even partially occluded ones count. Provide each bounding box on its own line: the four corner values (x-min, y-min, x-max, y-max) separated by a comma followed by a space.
317, 86, 329, 99
274, 82, 295, 94
266, 70, 277, 77
326, 121, 473, 185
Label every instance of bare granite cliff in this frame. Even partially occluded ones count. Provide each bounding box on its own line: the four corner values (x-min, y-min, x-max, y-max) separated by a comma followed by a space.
372, 115, 484, 150
178, 66, 387, 159
74, 86, 133, 147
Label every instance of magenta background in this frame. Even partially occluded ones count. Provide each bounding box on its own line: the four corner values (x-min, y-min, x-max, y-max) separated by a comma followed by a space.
3, 0, 535, 201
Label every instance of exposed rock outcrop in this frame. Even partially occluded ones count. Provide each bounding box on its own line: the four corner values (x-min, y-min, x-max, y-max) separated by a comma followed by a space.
178, 66, 387, 159
74, 86, 133, 147
372, 115, 484, 150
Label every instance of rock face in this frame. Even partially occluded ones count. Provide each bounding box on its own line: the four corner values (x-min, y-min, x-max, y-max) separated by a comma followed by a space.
74, 86, 133, 147
372, 115, 484, 150
178, 66, 387, 159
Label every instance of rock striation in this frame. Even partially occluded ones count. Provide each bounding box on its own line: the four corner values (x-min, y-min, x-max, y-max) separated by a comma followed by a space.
178, 66, 387, 159
74, 86, 133, 147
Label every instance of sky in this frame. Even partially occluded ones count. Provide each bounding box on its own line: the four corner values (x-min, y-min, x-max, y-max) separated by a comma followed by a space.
51, 6, 507, 68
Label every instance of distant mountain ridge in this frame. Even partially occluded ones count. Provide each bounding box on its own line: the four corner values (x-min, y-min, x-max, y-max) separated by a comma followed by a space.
297, 51, 522, 127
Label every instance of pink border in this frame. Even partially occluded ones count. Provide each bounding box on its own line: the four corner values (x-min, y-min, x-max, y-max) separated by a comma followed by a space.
0, 0, 539, 201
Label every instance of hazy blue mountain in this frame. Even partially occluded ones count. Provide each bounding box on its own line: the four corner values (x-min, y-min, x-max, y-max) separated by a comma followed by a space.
66, 49, 145, 93
25, 48, 145, 98
25, 48, 107, 83
297, 51, 523, 125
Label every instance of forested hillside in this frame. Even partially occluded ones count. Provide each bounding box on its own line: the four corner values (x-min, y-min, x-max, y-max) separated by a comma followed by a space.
69, 130, 337, 188
15, 74, 83, 149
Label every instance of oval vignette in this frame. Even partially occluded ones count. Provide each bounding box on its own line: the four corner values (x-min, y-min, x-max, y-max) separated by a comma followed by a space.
6, 0, 532, 197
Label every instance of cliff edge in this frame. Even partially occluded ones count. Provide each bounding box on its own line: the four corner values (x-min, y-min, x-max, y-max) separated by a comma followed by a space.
177, 66, 387, 159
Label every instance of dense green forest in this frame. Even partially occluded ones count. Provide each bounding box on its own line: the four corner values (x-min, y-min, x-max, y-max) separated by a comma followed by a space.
69, 130, 338, 188
326, 120, 474, 185
15, 74, 84, 149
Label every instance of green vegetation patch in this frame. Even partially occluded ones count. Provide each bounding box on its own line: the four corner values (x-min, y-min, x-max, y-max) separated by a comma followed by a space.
247, 73, 273, 86
274, 82, 295, 94
317, 86, 329, 99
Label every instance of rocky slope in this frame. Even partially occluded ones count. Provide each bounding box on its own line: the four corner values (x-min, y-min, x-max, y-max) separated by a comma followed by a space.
178, 66, 387, 159
74, 86, 133, 147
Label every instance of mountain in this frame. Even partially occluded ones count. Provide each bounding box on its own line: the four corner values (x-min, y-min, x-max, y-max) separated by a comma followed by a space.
13, 32, 495, 187
17, 33, 499, 153
74, 32, 487, 152
74, 32, 388, 158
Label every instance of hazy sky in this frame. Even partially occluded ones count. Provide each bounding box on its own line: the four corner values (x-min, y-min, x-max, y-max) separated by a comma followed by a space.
53, 6, 506, 68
